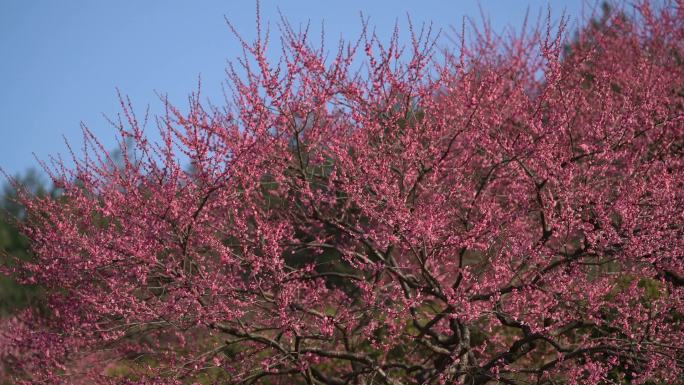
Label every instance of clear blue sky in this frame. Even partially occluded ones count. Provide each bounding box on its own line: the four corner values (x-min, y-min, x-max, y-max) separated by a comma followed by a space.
0, 0, 589, 178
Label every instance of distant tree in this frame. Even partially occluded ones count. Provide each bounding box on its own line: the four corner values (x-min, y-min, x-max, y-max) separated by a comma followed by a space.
0, 170, 47, 316
2, 1, 683, 384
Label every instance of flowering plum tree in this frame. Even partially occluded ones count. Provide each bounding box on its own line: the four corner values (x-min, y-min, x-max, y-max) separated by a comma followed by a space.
2, 1, 683, 384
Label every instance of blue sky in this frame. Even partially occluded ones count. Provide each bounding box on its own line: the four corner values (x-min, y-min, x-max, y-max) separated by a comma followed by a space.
0, 0, 588, 178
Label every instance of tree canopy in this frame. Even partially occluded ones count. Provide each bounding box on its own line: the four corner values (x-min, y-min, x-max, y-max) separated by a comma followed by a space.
1, 1, 683, 384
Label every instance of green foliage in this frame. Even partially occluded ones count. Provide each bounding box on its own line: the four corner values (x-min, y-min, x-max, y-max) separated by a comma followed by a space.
0, 170, 48, 316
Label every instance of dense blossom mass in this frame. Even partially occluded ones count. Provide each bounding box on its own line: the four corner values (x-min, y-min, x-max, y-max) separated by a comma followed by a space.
1, 1, 683, 384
